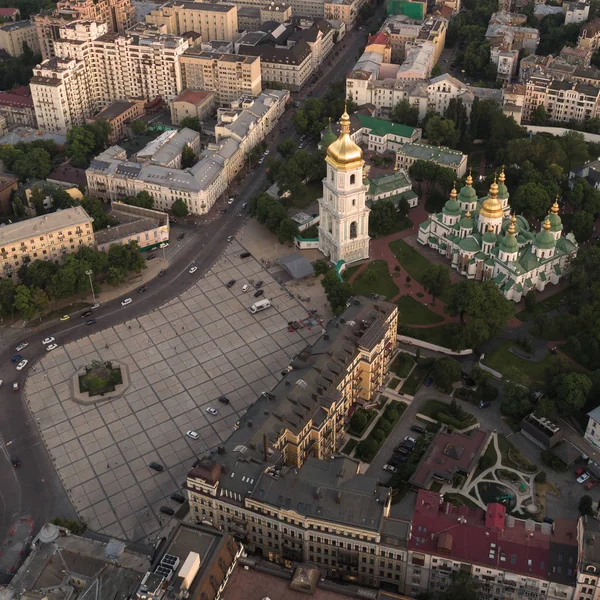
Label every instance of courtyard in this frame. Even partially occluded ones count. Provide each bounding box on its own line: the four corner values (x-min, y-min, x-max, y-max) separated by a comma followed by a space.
23, 241, 320, 543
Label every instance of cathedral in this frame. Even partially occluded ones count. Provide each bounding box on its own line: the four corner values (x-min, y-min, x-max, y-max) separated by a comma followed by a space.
417, 170, 578, 302
318, 108, 371, 266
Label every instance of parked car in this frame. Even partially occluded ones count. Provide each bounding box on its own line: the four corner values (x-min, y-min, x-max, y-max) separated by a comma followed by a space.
240, 251, 251, 259
60, 315, 70, 321
42, 337, 55, 345
424, 376, 433, 386
382, 464, 398, 473
404, 436, 417, 445
138, 285, 148, 293
160, 506, 175, 516
177, 233, 185, 241
121, 298, 132, 307
11, 456, 20, 468
254, 289, 264, 298
411, 424, 426, 434
225, 279, 236, 288
479, 401, 491, 409
242, 284, 250, 292
218, 396, 230, 404
255, 281, 263, 288
16, 359, 28, 371
228, 198, 235, 205
577, 472, 591, 484
146, 255, 156, 261
12, 382, 19, 391
226, 236, 233, 242
206, 407, 218, 416
186, 430, 199, 440
586, 480, 598, 490
189, 266, 198, 274
86, 319, 97, 325
394, 446, 410, 456
91, 303, 100, 310
159, 269, 167, 277
15, 343, 28, 352
149, 462, 164, 472
11, 354, 22, 363
81, 311, 92, 318
159, 242, 168, 248
170, 492, 185, 503
46, 344, 58, 352
575, 467, 587, 477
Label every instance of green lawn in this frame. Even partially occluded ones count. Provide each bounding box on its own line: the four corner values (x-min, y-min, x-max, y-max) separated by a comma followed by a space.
369, 216, 412, 238
289, 181, 322, 209
355, 401, 407, 463
342, 438, 358, 455
350, 260, 399, 300
391, 352, 415, 378
481, 340, 553, 385
341, 264, 361, 282
397, 296, 444, 325
400, 360, 432, 395
497, 434, 537, 473
529, 313, 571, 341
403, 324, 457, 348
389, 239, 431, 282
389, 377, 402, 389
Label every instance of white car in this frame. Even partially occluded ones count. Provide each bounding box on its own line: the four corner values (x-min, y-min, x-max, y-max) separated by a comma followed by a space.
186, 430, 199, 440
159, 242, 169, 249
121, 298, 132, 307
42, 337, 55, 345
578, 472, 591, 484
242, 284, 249, 292
15, 343, 28, 352
91, 303, 100, 310
206, 407, 218, 416
226, 236, 233, 242
46, 344, 58, 352
16, 360, 28, 371
228, 198, 235, 205
382, 464, 398, 474
258, 157, 264, 164
189, 266, 198, 274
404, 436, 417, 445
264, 149, 270, 156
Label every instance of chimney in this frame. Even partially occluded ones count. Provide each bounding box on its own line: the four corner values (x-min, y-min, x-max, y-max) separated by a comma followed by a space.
263, 434, 269, 461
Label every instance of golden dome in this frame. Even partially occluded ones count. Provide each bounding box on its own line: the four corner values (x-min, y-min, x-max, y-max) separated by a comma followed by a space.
465, 168, 473, 186
507, 219, 516, 235
450, 183, 457, 200
551, 196, 560, 214
498, 165, 506, 185
466, 210, 471, 218
479, 174, 504, 220
326, 107, 363, 169
543, 216, 551, 231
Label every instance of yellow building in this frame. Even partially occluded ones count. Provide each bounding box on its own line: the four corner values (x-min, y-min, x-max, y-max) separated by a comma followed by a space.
0, 20, 40, 57
0, 206, 94, 278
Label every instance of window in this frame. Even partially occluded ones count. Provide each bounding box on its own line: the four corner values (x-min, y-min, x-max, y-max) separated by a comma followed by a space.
350, 221, 357, 239
352, 199, 356, 206
350, 174, 355, 184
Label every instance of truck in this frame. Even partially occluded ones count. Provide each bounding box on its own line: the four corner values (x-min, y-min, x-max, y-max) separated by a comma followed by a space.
250, 299, 271, 313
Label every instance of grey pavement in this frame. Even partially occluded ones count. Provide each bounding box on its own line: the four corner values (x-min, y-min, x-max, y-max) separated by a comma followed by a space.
23, 241, 320, 543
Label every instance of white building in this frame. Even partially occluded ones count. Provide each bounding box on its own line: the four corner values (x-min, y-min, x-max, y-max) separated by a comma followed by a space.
585, 406, 600, 449
565, 0, 590, 24
318, 108, 370, 266
86, 90, 288, 215
417, 170, 577, 302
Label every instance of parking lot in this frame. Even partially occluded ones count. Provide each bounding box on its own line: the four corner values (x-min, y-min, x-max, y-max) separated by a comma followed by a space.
23, 241, 320, 543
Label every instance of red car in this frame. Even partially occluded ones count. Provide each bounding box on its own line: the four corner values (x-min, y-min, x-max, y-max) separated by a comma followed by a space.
586, 480, 598, 491
575, 467, 587, 477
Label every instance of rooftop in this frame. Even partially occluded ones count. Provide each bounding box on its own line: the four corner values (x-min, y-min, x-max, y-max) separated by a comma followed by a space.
174, 89, 217, 105
0, 206, 92, 247
241, 40, 312, 65
409, 429, 490, 488
356, 113, 417, 139
94, 100, 137, 122
136, 128, 199, 166
46, 164, 87, 187
397, 142, 465, 167
368, 171, 411, 196
95, 201, 168, 246
0, 19, 33, 32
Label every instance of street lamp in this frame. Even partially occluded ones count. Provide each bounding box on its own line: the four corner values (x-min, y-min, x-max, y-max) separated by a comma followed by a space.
85, 270, 96, 305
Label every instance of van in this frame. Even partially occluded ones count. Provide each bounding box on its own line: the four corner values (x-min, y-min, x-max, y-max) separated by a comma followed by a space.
250, 299, 271, 313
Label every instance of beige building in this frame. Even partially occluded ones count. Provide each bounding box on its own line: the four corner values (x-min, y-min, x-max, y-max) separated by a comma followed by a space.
395, 142, 468, 177
88, 100, 144, 143
223, 0, 325, 19
0, 87, 37, 128
324, 0, 362, 29
0, 20, 40, 56
578, 18, 600, 51
33, 0, 135, 59
261, 2, 293, 22
31, 21, 188, 133
180, 50, 261, 105
170, 89, 217, 124
145, 2, 238, 40
0, 206, 94, 278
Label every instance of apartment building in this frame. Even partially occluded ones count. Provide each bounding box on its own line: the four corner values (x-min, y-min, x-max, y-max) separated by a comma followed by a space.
576, 516, 600, 600
180, 50, 262, 105
31, 22, 188, 133
0, 206, 94, 278
225, 0, 326, 19
145, 2, 238, 40
520, 54, 600, 87
170, 89, 217, 124
381, 16, 446, 64
86, 89, 288, 215
578, 18, 600, 51
566, 0, 590, 24
289, 17, 334, 71
406, 490, 577, 600
324, 0, 363, 29
0, 20, 39, 56
241, 41, 313, 91
88, 100, 144, 143
0, 86, 37, 127
33, 0, 135, 59
522, 75, 600, 124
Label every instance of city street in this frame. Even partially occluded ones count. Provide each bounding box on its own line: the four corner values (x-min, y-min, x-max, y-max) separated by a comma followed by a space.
0, 24, 370, 554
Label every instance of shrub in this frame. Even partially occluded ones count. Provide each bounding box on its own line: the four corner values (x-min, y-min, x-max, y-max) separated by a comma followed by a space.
314, 260, 330, 275
394, 265, 401, 272
350, 410, 367, 432
371, 428, 386, 442
541, 450, 567, 472
385, 406, 398, 422
356, 439, 378, 460
379, 419, 393, 434
51, 517, 87, 535
479, 453, 495, 471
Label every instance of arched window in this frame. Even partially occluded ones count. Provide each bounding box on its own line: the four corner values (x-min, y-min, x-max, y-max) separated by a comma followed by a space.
352, 199, 356, 206
330, 170, 334, 182
350, 221, 357, 239
350, 174, 355, 185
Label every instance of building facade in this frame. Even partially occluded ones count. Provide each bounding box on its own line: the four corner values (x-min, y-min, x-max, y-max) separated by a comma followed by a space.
417, 171, 577, 302
318, 109, 370, 266
89, 100, 143, 143
180, 50, 262, 105
145, 2, 238, 40
0, 20, 40, 56
0, 87, 37, 127
170, 89, 217, 124
0, 206, 94, 278
395, 142, 467, 177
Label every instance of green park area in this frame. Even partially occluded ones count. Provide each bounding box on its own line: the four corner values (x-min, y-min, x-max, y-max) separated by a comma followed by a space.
344, 260, 399, 300
481, 341, 552, 386
397, 295, 444, 325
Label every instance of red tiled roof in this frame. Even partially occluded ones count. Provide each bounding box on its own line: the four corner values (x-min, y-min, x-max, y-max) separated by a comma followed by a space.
410, 490, 554, 580
174, 89, 216, 105
0, 85, 33, 108
0, 8, 19, 17
367, 32, 389, 46
581, 18, 600, 38
409, 429, 490, 488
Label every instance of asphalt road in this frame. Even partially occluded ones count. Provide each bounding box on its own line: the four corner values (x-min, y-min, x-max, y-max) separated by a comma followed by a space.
0, 26, 370, 555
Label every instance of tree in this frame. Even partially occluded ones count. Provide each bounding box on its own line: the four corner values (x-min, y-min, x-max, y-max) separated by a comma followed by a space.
421, 263, 451, 303
571, 210, 595, 244
433, 357, 462, 390
277, 138, 297, 159
441, 571, 479, 600
579, 494, 594, 516
131, 119, 148, 135
277, 218, 298, 243
123, 191, 154, 209
391, 99, 419, 127
29, 186, 45, 215
369, 199, 401, 236
532, 104, 547, 125
552, 372, 592, 415
81, 195, 109, 230
511, 182, 551, 219
430, 63, 442, 77
561, 130, 589, 172
179, 116, 201, 132
501, 366, 532, 418
322, 269, 354, 315
13, 284, 34, 320
181, 144, 197, 169
351, 410, 368, 432
425, 115, 459, 148
171, 198, 189, 218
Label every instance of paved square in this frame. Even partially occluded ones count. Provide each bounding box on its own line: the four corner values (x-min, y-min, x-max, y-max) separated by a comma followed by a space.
24, 242, 320, 542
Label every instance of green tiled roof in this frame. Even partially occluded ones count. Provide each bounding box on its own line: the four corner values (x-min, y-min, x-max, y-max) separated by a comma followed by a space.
515, 282, 523, 293
493, 273, 506, 284
356, 114, 416, 139
554, 264, 562, 275
368, 171, 411, 196
397, 142, 465, 167
459, 236, 481, 252
475, 251, 487, 260
518, 247, 540, 272
485, 258, 495, 267
419, 220, 430, 230
539, 271, 547, 281
428, 235, 438, 245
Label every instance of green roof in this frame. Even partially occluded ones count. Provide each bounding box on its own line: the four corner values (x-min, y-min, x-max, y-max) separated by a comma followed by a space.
356, 114, 416, 140
458, 184, 477, 204
548, 212, 562, 232
554, 264, 562, 275
482, 230, 496, 244
539, 271, 547, 281
534, 229, 556, 250
500, 232, 518, 253
443, 198, 461, 216
459, 236, 481, 252
398, 142, 465, 167
368, 171, 411, 196
460, 214, 473, 228
475, 251, 487, 260
321, 121, 337, 148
